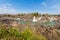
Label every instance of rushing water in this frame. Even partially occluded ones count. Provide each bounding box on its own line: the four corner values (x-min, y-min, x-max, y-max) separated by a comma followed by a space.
16, 18, 56, 26
42, 21, 56, 27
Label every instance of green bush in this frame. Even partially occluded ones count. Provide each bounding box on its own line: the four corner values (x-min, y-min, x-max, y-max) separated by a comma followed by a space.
20, 28, 32, 40
32, 12, 40, 17
0, 27, 47, 40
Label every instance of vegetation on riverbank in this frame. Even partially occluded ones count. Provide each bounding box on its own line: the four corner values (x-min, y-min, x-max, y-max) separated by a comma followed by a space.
0, 27, 46, 40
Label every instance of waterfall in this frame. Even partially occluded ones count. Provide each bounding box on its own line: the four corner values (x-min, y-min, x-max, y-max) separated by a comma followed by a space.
32, 16, 37, 22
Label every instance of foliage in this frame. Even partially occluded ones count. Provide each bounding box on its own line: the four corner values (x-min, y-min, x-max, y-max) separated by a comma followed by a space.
32, 12, 41, 17
0, 27, 47, 40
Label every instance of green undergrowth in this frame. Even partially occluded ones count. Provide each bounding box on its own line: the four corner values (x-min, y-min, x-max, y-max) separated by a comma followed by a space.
0, 27, 47, 40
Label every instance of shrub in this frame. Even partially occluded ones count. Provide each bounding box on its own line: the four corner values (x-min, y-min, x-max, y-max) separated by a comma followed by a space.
20, 28, 32, 40
0, 27, 47, 40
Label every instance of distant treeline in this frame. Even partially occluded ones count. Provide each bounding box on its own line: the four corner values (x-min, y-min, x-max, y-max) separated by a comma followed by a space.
0, 12, 60, 18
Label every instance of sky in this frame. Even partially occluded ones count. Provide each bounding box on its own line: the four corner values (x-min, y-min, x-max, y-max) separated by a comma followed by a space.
0, 0, 60, 14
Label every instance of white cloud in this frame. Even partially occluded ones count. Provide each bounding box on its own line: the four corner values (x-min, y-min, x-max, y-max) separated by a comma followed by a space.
49, 4, 60, 12
46, 4, 60, 14
0, 3, 17, 14
50, 4, 60, 9
42, 2, 47, 7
